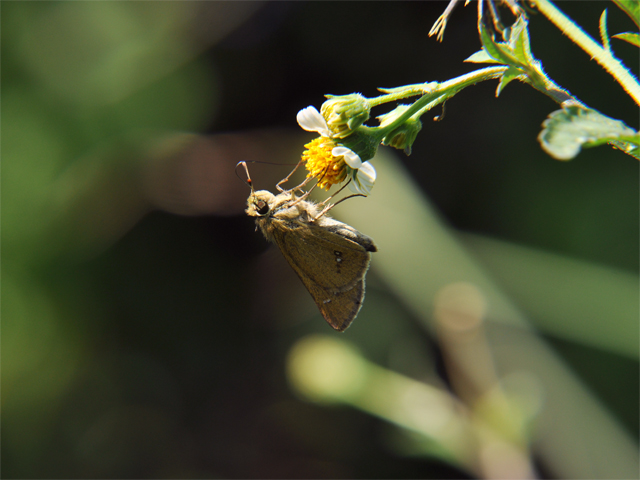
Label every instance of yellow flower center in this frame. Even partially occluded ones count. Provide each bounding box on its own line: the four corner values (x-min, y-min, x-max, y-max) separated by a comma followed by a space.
302, 137, 348, 190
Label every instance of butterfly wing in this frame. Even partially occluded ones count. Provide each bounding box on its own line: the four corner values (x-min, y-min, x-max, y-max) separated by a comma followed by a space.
271, 217, 376, 331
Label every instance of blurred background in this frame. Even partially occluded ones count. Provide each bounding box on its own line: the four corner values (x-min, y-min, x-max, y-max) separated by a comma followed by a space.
2, 1, 638, 478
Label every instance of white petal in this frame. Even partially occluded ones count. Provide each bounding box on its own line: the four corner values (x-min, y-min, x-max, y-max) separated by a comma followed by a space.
348, 179, 364, 195
348, 162, 375, 195
297, 106, 332, 137
332, 146, 362, 169
358, 161, 376, 183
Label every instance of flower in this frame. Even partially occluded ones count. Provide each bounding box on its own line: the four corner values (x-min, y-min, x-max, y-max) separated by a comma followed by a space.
298, 106, 376, 195
297, 106, 333, 138
302, 138, 348, 190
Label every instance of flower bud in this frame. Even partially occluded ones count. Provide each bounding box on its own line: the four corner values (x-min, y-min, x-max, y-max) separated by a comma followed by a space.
378, 105, 422, 155
321, 94, 371, 138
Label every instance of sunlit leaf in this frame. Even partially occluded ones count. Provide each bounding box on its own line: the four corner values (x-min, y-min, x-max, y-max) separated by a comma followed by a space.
479, 18, 525, 68
495, 66, 525, 96
509, 16, 535, 66
377, 83, 436, 96
538, 106, 638, 160
478, 15, 552, 93
464, 49, 503, 64
612, 32, 640, 47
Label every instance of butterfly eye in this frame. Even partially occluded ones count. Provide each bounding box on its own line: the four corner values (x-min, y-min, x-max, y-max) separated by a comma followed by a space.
256, 200, 270, 216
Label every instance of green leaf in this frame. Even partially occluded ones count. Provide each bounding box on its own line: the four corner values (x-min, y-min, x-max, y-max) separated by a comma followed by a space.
464, 49, 503, 64
612, 32, 640, 47
479, 15, 551, 91
599, 9, 611, 51
538, 106, 638, 160
612, 0, 640, 30
495, 66, 525, 96
377, 83, 436, 96
479, 17, 526, 69
509, 16, 535, 66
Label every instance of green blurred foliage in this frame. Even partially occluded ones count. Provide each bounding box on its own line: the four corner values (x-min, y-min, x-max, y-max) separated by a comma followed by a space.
2, 1, 637, 479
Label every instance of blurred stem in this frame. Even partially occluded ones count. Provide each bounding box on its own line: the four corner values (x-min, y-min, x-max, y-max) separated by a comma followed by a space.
533, 0, 640, 106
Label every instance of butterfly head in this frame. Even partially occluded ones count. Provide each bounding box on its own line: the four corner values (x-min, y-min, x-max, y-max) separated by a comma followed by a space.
246, 190, 275, 217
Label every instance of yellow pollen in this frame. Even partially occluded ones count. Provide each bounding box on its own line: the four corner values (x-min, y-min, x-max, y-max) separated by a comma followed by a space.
302, 137, 348, 190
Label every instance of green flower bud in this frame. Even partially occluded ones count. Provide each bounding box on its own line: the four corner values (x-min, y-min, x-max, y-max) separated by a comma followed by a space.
378, 105, 422, 155
321, 94, 371, 138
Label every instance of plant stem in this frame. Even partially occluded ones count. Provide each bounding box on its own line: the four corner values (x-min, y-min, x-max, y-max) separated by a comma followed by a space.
375, 66, 508, 136
533, 0, 640, 106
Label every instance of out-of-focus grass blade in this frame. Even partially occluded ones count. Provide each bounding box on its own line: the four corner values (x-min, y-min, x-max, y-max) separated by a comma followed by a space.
461, 233, 638, 359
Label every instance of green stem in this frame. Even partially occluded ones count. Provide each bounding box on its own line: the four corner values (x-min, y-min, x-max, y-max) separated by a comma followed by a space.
533, 0, 640, 106
374, 66, 508, 136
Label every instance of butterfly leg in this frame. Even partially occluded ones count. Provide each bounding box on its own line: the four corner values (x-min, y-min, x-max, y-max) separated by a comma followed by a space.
318, 179, 352, 206
276, 160, 305, 192
314, 193, 366, 220
287, 164, 331, 208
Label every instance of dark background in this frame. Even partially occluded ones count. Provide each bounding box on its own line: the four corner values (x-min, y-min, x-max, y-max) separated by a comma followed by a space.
3, 1, 638, 478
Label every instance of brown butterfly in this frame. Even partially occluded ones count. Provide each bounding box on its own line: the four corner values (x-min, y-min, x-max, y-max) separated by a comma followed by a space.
242, 163, 377, 332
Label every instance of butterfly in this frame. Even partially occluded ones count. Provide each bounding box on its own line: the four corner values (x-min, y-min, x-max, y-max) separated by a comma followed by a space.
242, 163, 377, 331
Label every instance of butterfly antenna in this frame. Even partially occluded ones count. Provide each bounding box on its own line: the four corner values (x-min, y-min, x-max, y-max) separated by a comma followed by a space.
235, 161, 255, 193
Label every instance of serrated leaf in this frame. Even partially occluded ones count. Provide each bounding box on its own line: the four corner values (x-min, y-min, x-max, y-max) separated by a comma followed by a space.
509, 16, 535, 66
496, 66, 525, 96
479, 18, 526, 68
464, 49, 504, 64
480, 14, 550, 89
612, 0, 640, 30
612, 32, 640, 47
538, 106, 638, 160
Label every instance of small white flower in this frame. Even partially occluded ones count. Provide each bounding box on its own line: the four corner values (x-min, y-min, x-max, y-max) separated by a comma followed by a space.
297, 106, 332, 138
298, 106, 376, 195
331, 146, 362, 169
348, 161, 376, 196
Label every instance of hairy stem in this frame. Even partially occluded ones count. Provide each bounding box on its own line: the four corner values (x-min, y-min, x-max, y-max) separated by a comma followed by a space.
375, 66, 508, 136
533, 0, 640, 106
